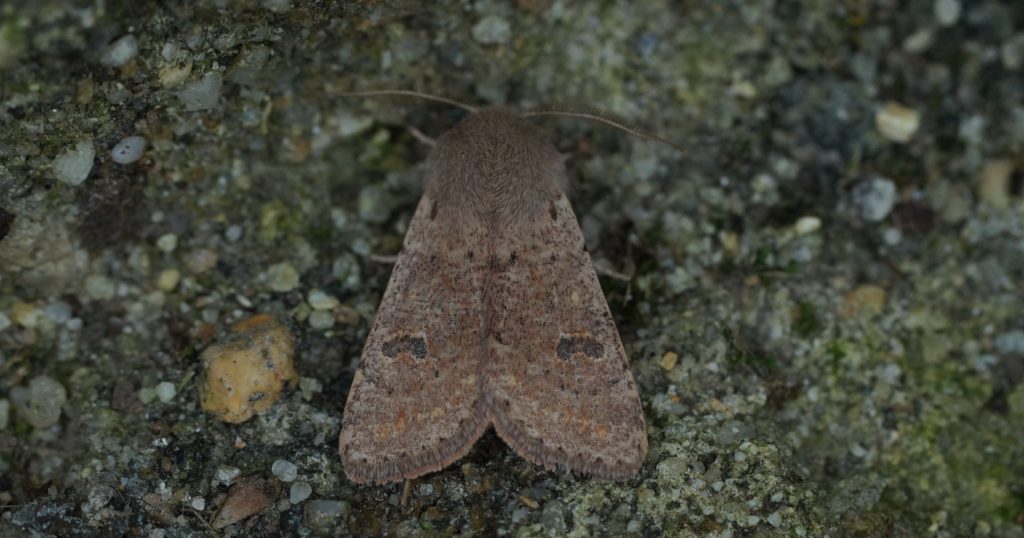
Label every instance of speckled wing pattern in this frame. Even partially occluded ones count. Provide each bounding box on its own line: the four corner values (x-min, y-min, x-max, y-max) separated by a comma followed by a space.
339, 193, 489, 485
483, 193, 647, 480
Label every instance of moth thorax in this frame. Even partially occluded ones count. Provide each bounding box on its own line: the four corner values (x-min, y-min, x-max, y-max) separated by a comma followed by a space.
427, 108, 567, 226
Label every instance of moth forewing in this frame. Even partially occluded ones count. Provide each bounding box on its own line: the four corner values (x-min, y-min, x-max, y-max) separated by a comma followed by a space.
338, 192, 489, 485
339, 106, 647, 484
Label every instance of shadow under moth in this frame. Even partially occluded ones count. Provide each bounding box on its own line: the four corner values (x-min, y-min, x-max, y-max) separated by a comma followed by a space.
338, 92, 672, 485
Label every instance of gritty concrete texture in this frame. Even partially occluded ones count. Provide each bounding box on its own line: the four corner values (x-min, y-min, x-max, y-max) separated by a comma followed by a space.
1, 1, 1022, 536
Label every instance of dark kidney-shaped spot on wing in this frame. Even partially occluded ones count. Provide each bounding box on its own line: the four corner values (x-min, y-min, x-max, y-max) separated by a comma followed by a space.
556, 334, 604, 360
382, 334, 428, 360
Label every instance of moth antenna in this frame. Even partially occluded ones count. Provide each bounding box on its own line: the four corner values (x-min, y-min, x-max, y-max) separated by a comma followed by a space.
339, 89, 478, 113
525, 105, 684, 154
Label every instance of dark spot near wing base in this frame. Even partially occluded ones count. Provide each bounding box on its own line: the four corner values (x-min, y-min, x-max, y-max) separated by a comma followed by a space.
556, 334, 604, 360
382, 334, 428, 360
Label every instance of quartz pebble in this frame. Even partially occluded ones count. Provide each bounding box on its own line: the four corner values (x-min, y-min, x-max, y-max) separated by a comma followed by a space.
271, 459, 298, 482
199, 315, 298, 423
289, 482, 312, 503
155, 381, 176, 403
307, 289, 339, 310
875, 102, 920, 143
995, 330, 1024, 355
22, 376, 67, 429
308, 310, 334, 330
111, 136, 146, 164
265, 262, 299, 292
100, 35, 139, 67
53, 141, 95, 185
216, 466, 241, 485
157, 269, 181, 292
177, 72, 223, 111
659, 351, 678, 371
42, 301, 72, 324
85, 275, 116, 300
933, 0, 961, 27
156, 233, 178, 253
851, 177, 897, 222
794, 216, 822, 235
184, 249, 219, 274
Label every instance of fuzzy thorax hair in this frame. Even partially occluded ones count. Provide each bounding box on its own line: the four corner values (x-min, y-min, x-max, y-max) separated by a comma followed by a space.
425, 107, 568, 228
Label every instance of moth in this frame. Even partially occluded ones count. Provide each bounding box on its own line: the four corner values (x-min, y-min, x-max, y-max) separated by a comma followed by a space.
339, 92, 671, 485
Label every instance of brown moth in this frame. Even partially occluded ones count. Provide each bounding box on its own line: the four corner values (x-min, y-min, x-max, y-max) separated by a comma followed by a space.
339, 96, 650, 484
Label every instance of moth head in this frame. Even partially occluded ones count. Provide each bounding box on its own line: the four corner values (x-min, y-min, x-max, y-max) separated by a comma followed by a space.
337, 89, 683, 153
338, 89, 681, 224
428, 106, 568, 223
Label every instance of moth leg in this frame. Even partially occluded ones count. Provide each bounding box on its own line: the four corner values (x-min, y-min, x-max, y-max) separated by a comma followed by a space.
407, 125, 437, 147
367, 253, 399, 265
593, 259, 632, 281
400, 478, 412, 507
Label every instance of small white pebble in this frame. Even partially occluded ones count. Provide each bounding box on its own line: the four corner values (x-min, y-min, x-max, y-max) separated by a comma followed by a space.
42, 301, 72, 324
111, 136, 146, 164
177, 72, 223, 111
53, 141, 95, 186
272, 459, 298, 482
265, 262, 299, 292
160, 41, 178, 61
852, 177, 897, 222
794, 216, 821, 235
100, 35, 138, 67
138, 387, 157, 404
225, 225, 243, 242
883, 227, 902, 246
934, 0, 961, 27
307, 289, 339, 311
155, 381, 176, 403
190, 496, 206, 511
157, 269, 181, 292
875, 102, 920, 143
299, 377, 322, 401
85, 275, 116, 301
215, 466, 241, 485
289, 481, 312, 503
308, 310, 335, 330
156, 233, 178, 253
767, 511, 782, 527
